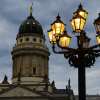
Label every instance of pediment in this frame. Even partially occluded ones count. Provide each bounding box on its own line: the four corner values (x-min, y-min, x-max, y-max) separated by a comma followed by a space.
0, 86, 42, 97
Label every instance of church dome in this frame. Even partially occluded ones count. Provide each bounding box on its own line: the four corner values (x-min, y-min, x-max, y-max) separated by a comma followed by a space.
17, 13, 44, 39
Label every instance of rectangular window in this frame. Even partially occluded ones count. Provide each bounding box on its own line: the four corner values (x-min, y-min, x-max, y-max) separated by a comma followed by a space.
33, 68, 36, 75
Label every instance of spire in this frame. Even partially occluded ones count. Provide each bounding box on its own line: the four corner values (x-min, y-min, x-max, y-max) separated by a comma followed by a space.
51, 80, 56, 92
2, 75, 9, 84
29, 2, 33, 16
51, 80, 55, 87
68, 78, 71, 89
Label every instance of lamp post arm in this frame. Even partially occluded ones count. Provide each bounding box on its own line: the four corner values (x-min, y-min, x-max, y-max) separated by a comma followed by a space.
52, 45, 72, 54
93, 52, 100, 57
52, 44, 77, 54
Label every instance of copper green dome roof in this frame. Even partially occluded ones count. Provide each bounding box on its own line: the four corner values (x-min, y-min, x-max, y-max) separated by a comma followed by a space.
17, 15, 44, 39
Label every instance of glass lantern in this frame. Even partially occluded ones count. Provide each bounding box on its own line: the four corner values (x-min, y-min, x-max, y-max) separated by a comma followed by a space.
70, 4, 88, 33
48, 29, 56, 44
58, 30, 71, 48
94, 13, 100, 34
51, 14, 65, 37
70, 14, 86, 33
96, 34, 100, 44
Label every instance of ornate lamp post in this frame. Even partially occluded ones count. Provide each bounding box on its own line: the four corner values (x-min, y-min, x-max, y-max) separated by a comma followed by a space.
48, 3, 100, 100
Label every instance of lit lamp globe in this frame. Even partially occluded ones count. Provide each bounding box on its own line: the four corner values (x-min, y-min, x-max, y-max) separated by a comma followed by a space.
51, 14, 65, 37
48, 29, 56, 44
96, 35, 100, 44
58, 30, 71, 48
94, 13, 100, 34
70, 14, 86, 33
94, 13, 100, 44
70, 4, 88, 33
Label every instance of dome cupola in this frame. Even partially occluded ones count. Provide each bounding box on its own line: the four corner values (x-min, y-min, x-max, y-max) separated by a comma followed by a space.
17, 4, 44, 39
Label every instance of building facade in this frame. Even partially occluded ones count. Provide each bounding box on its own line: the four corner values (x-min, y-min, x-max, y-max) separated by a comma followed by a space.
75, 95, 100, 100
0, 6, 74, 100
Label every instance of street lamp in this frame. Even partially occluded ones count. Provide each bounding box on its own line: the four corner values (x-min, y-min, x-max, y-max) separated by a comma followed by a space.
58, 30, 71, 48
48, 3, 100, 100
70, 4, 88, 33
94, 13, 100, 45
51, 14, 65, 36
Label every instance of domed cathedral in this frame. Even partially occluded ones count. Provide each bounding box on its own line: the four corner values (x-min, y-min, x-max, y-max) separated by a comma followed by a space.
0, 4, 74, 100
12, 6, 49, 85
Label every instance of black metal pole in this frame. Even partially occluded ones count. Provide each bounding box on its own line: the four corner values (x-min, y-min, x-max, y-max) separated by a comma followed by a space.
78, 65, 86, 100
77, 32, 86, 100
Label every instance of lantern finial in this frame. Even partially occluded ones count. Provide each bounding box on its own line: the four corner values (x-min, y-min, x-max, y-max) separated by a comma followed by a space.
56, 13, 61, 19
79, 3, 83, 9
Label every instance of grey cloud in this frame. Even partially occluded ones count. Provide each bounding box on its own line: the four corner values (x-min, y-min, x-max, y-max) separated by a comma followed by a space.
0, 0, 99, 95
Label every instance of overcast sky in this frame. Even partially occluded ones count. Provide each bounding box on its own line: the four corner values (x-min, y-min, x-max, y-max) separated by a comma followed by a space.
0, 0, 100, 95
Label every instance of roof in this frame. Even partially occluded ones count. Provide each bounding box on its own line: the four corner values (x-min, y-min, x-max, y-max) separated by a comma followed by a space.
17, 15, 44, 39
0, 85, 50, 97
